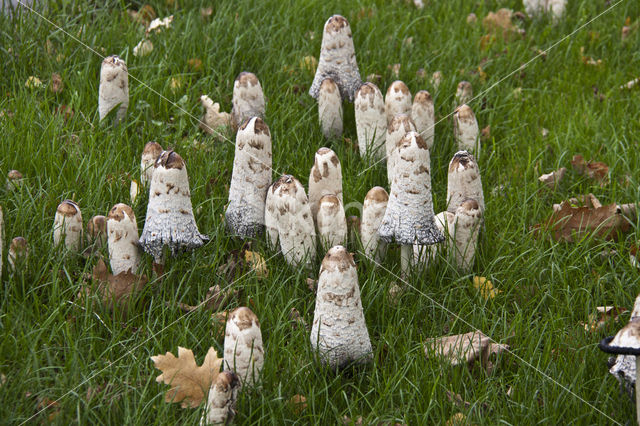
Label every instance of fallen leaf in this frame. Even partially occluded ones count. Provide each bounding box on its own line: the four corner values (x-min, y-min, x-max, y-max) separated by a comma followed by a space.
299, 56, 318, 73
199, 95, 231, 137
245, 250, 268, 279
581, 306, 627, 332
200, 7, 213, 19
147, 15, 173, 34
25, 76, 43, 89
483, 9, 522, 40
151, 346, 222, 408
424, 330, 509, 370
50, 73, 63, 93
289, 394, 307, 414
571, 154, 609, 184
472, 276, 501, 299
133, 39, 154, 57
188, 58, 203, 73
580, 47, 602, 66
538, 167, 566, 188
80, 259, 148, 310
481, 125, 491, 141
37, 398, 61, 422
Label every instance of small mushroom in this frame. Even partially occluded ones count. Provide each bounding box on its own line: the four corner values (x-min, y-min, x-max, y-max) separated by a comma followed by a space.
385, 80, 412, 124
360, 186, 388, 262
378, 132, 444, 274
98, 55, 128, 123
139, 150, 209, 263
53, 200, 83, 251
354, 82, 387, 161
386, 114, 416, 187
140, 141, 163, 187
87, 215, 107, 246
201, 371, 240, 426
309, 15, 362, 102
308, 147, 343, 222
318, 78, 343, 139
226, 117, 272, 238
453, 104, 480, 156
223, 307, 264, 388
8, 236, 28, 272
524, 0, 566, 19
107, 203, 141, 275
411, 90, 435, 150
435, 199, 484, 271
455, 81, 473, 106
447, 151, 484, 214
310, 246, 372, 369
316, 194, 347, 251
231, 72, 266, 130
431, 71, 443, 90
6, 170, 24, 191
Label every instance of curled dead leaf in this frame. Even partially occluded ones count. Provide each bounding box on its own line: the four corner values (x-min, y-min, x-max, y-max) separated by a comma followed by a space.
424, 330, 508, 372
571, 154, 609, 184
289, 394, 307, 415
199, 95, 231, 137
538, 167, 566, 189
244, 250, 268, 279
483, 9, 523, 41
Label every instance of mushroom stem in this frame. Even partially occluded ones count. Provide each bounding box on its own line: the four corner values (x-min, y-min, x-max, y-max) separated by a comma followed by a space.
636, 356, 640, 426
401, 245, 411, 275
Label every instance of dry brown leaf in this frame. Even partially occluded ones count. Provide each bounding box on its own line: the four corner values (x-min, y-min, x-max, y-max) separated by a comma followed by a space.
580, 47, 602, 66
581, 306, 627, 332
538, 167, 566, 189
299, 56, 318, 74
245, 250, 268, 279
483, 9, 521, 40
188, 58, 203, 73
571, 154, 609, 183
50, 73, 63, 93
289, 394, 307, 414
424, 330, 508, 371
151, 346, 222, 408
80, 259, 148, 309
446, 413, 469, 426
37, 397, 61, 421
199, 95, 231, 137
473, 276, 500, 299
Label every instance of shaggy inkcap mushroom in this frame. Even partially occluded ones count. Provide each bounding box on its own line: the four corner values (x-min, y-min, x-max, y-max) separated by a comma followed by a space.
413, 210, 449, 266
264, 182, 280, 250
53, 200, 83, 251
378, 132, 444, 273
447, 151, 484, 214
310, 246, 372, 369
107, 203, 141, 275
606, 295, 640, 400
453, 104, 480, 155
318, 78, 343, 139
309, 15, 362, 102
231, 72, 266, 130
223, 307, 264, 388
87, 215, 107, 246
455, 81, 473, 106
386, 114, 416, 187
8, 236, 28, 272
140, 141, 164, 187
6, 169, 24, 191
354, 82, 387, 160
411, 90, 435, 150
316, 194, 347, 251
226, 117, 272, 238
360, 186, 389, 261
385, 80, 412, 124
139, 150, 209, 263
98, 55, 129, 123
201, 370, 240, 426
308, 147, 343, 222
524, 0, 566, 18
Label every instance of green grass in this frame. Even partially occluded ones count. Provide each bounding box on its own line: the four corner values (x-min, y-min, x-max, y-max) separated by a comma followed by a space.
1, 0, 640, 423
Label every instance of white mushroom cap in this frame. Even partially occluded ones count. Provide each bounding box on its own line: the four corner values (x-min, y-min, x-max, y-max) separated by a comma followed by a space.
524, 0, 566, 18
53, 200, 83, 251
453, 105, 480, 155
450, 199, 483, 271
140, 141, 163, 187
360, 186, 388, 260
231, 72, 266, 130
309, 15, 362, 102
107, 203, 141, 275
310, 246, 372, 369
8, 236, 28, 272
386, 114, 416, 187
447, 151, 484, 214
308, 147, 343, 222
98, 55, 129, 122
411, 90, 435, 150
631, 294, 640, 320
226, 117, 272, 238
611, 318, 640, 349
354, 82, 387, 161
87, 215, 107, 246
318, 78, 343, 139
6, 169, 24, 191
201, 371, 240, 426
385, 80, 412, 124
316, 194, 347, 250
455, 81, 473, 106
223, 307, 264, 388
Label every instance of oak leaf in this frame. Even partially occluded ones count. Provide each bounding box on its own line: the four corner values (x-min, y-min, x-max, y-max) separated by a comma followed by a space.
570, 154, 608, 183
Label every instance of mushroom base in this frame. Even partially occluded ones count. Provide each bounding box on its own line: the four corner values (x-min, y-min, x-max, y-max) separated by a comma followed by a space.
225, 208, 264, 239
139, 217, 209, 262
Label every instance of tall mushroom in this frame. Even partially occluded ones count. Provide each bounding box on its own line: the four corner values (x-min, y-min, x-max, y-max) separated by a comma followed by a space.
378, 132, 444, 274
264, 182, 280, 250
310, 246, 372, 369
447, 151, 484, 214
201, 371, 240, 426
354, 82, 386, 160
360, 186, 389, 261
107, 203, 141, 275
231, 72, 266, 130
139, 150, 209, 264
223, 307, 264, 388
318, 78, 343, 139
309, 15, 362, 102
53, 200, 83, 251
140, 141, 163, 187
8, 236, 27, 272
98, 55, 128, 123
385, 80, 412, 124
411, 90, 435, 149
308, 147, 343, 222
453, 104, 480, 155
225, 117, 272, 238
316, 194, 347, 250
450, 199, 483, 271
455, 81, 473, 106
385, 114, 416, 187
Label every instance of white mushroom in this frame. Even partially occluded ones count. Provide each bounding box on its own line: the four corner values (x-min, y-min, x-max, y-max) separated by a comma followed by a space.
107, 203, 141, 275
354, 82, 386, 161
385, 114, 416, 187
8, 236, 28, 272
447, 151, 484, 214
453, 104, 480, 156
53, 200, 83, 251
455, 81, 473, 106
385, 80, 412, 124
231, 72, 266, 130
201, 371, 240, 426
450, 199, 483, 271
87, 215, 107, 246
524, 0, 566, 19
310, 246, 372, 369
318, 78, 343, 139
309, 15, 362, 102
316, 194, 347, 250
411, 90, 435, 149
139, 150, 209, 263
264, 183, 280, 250
308, 147, 343, 222
223, 307, 264, 388
6, 170, 24, 191
360, 186, 388, 261
140, 141, 163, 187
226, 117, 272, 238
413, 211, 450, 266
98, 55, 128, 123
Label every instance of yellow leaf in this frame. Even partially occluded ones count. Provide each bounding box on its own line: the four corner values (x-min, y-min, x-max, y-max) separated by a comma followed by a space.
299, 56, 317, 73
245, 250, 268, 278
473, 276, 500, 299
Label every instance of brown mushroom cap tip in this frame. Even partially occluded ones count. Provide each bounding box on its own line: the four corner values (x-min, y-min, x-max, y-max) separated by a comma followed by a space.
142, 141, 163, 156
10, 236, 27, 250
57, 200, 79, 216
387, 80, 410, 95
365, 186, 389, 202
156, 150, 184, 169
108, 203, 135, 222
236, 71, 259, 87
230, 306, 260, 327
321, 245, 356, 270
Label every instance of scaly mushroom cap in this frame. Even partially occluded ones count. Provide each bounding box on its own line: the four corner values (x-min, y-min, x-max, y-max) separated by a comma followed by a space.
87, 215, 107, 246
354, 82, 386, 160
318, 78, 343, 139
385, 80, 412, 124
202, 370, 240, 426
447, 151, 484, 214
379, 132, 444, 246
310, 246, 372, 369
8, 236, 28, 271
223, 307, 264, 388
53, 200, 83, 250
386, 114, 416, 186
453, 104, 480, 155
231, 72, 266, 130
451, 199, 483, 271
107, 203, 141, 275
413, 210, 451, 265
140, 141, 163, 187
455, 81, 473, 106
411, 90, 435, 149
316, 194, 347, 250
309, 15, 362, 102
360, 186, 389, 258
98, 55, 129, 122
611, 318, 640, 349
308, 147, 343, 221
226, 117, 272, 238
6, 169, 23, 191
139, 150, 209, 262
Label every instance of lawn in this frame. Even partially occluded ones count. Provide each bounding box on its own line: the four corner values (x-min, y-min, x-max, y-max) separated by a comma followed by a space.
1, 0, 640, 424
